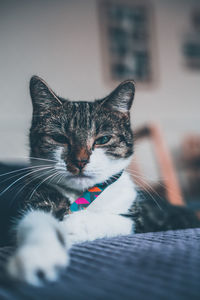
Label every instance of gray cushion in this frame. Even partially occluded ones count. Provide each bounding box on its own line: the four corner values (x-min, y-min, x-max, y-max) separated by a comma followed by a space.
0, 228, 200, 300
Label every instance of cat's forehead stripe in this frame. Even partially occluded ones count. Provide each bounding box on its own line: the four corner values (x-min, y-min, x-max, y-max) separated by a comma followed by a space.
67, 102, 94, 131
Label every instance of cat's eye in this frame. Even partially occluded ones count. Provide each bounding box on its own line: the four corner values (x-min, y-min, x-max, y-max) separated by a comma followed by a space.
51, 135, 69, 144
95, 136, 111, 145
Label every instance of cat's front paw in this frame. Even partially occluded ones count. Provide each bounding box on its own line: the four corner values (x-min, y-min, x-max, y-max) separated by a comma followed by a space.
7, 242, 69, 286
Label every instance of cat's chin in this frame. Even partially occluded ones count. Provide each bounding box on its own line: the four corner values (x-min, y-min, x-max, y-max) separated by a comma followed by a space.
64, 175, 98, 191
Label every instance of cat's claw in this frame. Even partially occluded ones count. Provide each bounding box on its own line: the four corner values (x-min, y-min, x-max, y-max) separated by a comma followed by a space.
7, 242, 69, 286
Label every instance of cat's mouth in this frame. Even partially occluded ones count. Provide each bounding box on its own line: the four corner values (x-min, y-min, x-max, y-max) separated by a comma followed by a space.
67, 174, 93, 179
65, 173, 95, 189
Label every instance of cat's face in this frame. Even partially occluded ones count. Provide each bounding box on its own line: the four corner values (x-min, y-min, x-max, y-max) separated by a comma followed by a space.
29, 76, 135, 190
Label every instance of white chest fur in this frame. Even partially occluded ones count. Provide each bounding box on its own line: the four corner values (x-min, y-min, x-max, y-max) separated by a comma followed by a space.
62, 171, 137, 245
87, 171, 137, 214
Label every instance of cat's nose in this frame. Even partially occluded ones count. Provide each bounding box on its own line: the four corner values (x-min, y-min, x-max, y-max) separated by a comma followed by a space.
74, 159, 88, 170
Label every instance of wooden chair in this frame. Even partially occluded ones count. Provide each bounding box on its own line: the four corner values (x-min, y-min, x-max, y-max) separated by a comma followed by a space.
128, 123, 184, 206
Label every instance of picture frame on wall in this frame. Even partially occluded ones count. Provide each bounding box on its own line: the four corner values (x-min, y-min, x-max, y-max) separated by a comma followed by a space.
183, 9, 200, 70
98, 0, 157, 87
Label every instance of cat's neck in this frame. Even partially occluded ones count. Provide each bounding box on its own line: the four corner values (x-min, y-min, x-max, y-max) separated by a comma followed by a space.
50, 170, 126, 204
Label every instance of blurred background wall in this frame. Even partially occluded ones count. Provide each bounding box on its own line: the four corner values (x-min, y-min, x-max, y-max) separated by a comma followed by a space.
0, 0, 199, 163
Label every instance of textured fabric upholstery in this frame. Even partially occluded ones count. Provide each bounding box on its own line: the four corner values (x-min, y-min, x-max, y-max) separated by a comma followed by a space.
0, 228, 200, 300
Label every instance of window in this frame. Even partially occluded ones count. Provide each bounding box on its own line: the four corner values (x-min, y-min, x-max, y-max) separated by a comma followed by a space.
99, 0, 156, 85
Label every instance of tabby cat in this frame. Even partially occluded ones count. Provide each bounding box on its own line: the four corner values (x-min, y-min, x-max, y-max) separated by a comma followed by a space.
6, 76, 199, 286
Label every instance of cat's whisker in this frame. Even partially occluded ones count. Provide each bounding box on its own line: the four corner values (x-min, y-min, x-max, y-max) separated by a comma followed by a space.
0, 166, 54, 188
126, 170, 163, 210
125, 167, 159, 177
0, 171, 37, 186
28, 171, 62, 201
0, 166, 52, 196
137, 184, 163, 211
48, 170, 64, 185
126, 169, 162, 194
4, 156, 58, 164
126, 168, 182, 202
126, 169, 168, 190
10, 168, 56, 204
29, 157, 58, 163
126, 169, 173, 196
55, 167, 66, 172
56, 172, 66, 185
0, 164, 51, 178
126, 162, 166, 180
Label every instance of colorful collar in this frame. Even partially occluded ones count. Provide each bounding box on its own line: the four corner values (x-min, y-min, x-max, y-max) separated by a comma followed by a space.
69, 171, 123, 212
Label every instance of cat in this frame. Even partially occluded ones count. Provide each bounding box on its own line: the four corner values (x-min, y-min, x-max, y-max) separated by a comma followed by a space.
7, 76, 137, 286
6, 76, 199, 286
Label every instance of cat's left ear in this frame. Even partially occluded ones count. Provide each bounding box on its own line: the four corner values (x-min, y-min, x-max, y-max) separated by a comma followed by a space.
102, 80, 135, 113
30, 76, 63, 111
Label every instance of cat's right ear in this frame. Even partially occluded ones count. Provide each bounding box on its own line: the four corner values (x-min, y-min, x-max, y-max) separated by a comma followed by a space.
101, 80, 135, 113
30, 76, 63, 112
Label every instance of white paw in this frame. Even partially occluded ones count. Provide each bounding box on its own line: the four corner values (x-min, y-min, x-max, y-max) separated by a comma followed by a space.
7, 241, 69, 286
62, 210, 133, 246
62, 210, 99, 246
